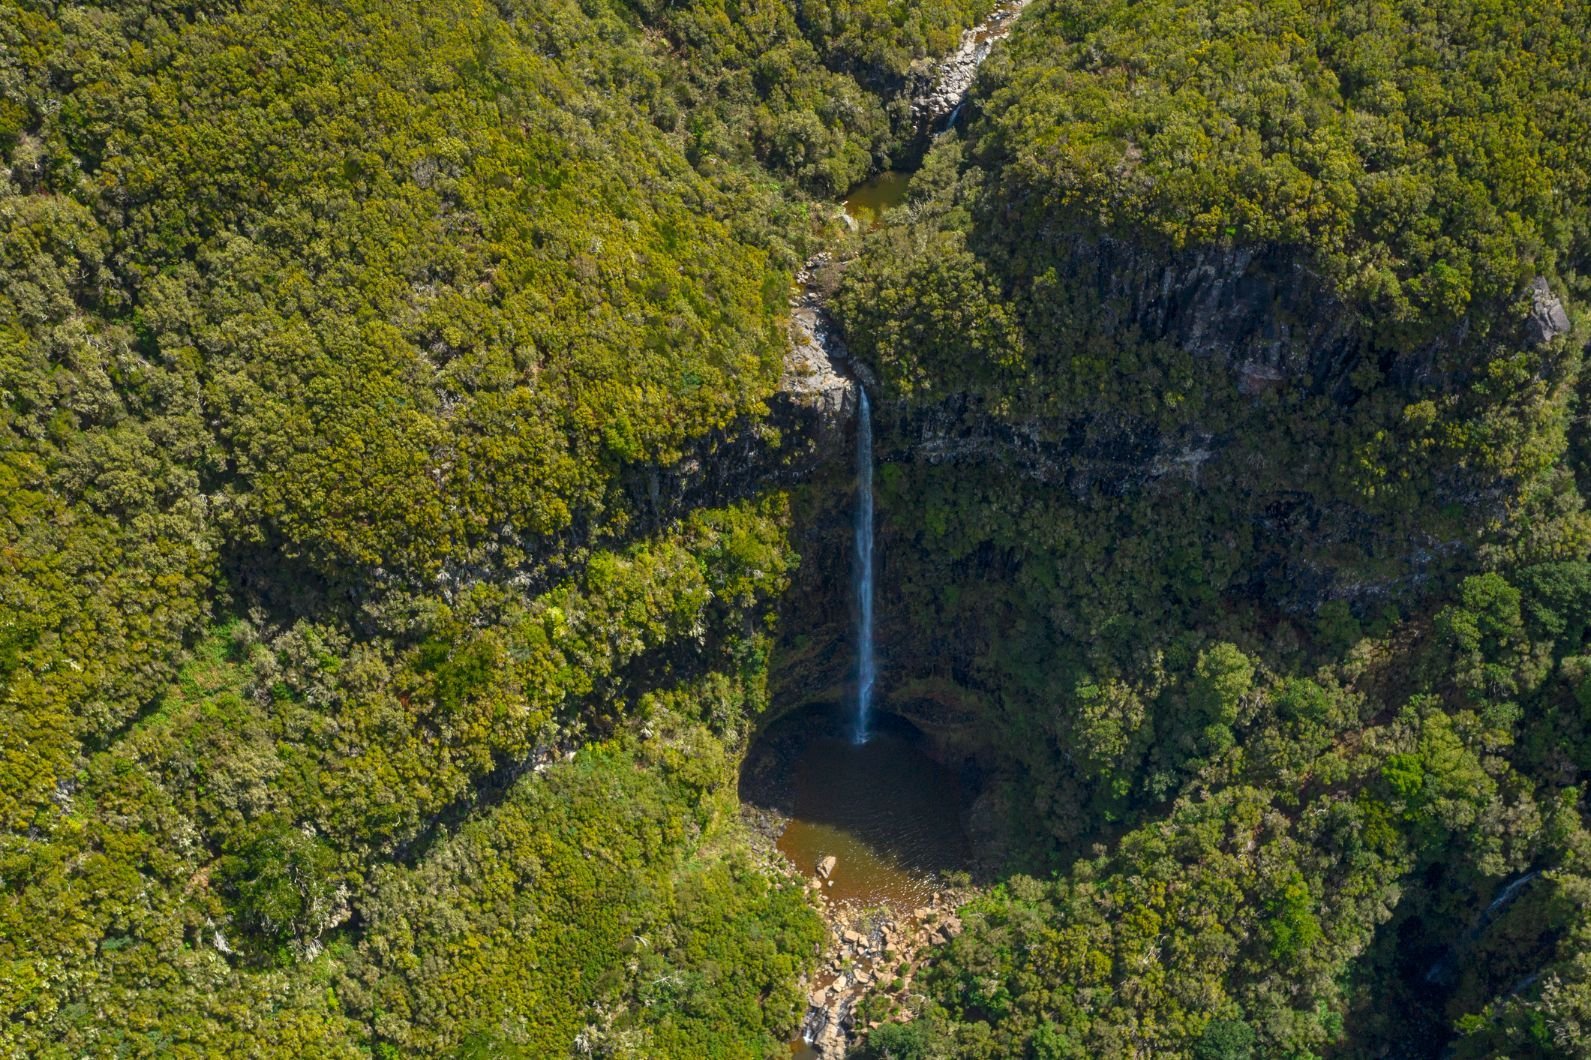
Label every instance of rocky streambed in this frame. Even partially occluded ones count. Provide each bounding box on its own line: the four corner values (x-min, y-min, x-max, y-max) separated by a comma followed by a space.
909, 0, 1033, 131
796, 887, 969, 1058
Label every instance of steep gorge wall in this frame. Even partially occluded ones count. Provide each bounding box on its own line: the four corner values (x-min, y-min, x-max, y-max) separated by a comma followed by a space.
817, 179, 1586, 849
866, 233, 1578, 617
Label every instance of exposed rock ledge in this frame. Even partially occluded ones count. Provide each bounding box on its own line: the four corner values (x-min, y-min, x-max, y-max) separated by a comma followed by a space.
783, 301, 859, 450
782, 248, 874, 441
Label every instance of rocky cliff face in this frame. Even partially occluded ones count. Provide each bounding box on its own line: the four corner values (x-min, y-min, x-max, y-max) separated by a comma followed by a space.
1024, 232, 1572, 396
864, 229, 1577, 615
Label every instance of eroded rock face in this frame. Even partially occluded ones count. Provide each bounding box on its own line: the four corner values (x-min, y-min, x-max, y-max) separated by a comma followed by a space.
1527, 275, 1573, 346
762, 259, 878, 718
784, 304, 860, 452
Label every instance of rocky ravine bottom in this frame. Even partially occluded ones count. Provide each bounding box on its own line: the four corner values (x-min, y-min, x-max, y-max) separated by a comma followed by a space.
796, 860, 969, 1058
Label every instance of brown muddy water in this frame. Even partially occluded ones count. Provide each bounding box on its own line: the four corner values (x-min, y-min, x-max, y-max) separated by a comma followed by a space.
842, 170, 912, 229
741, 706, 972, 908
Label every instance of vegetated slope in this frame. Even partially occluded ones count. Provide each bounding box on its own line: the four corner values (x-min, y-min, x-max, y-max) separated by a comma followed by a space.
2, 0, 791, 835
0, 0, 990, 1053
836, 0, 1591, 1055
9, 0, 1591, 1054
625, 0, 998, 193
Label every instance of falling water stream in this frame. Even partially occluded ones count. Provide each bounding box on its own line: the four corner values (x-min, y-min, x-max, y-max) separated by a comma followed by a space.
737, 170, 973, 916
853, 388, 876, 744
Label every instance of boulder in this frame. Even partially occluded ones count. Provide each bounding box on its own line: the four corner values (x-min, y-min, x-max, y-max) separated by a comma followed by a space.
1527, 276, 1572, 345
908, 0, 1033, 131
816, 854, 837, 879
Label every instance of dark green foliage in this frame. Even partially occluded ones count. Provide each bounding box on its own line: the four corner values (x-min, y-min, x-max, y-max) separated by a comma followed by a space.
214, 816, 343, 957
1, 0, 804, 836
866, 1020, 940, 1059
834, 0, 1591, 832
1193, 1019, 1256, 1060
7, 0, 1591, 1055
876, 559, 1591, 1056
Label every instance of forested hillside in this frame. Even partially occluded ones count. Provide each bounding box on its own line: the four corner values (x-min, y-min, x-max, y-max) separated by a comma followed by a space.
837, 0, 1591, 1055
6, 0, 1591, 1057
0, 0, 983, 1053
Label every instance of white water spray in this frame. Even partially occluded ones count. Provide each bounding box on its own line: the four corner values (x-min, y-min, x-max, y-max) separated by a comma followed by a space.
853, 388, 876, 744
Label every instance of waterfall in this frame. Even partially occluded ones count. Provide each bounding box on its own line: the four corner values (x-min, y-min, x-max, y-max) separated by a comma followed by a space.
1425, 870, 1542, 987
853, 388, 876, 744
1485, 870, 1539, 916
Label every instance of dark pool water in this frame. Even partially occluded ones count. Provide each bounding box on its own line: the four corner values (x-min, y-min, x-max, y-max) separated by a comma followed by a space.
843, 170, 912, 230
742, 707, 971, 908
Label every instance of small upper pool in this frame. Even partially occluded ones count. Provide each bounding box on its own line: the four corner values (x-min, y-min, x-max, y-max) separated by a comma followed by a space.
741, 705, 971, 908
842, 170, 913, 230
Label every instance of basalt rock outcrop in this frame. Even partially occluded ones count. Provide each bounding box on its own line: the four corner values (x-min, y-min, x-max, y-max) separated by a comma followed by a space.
1527, 275, 1573, 346
860, 226, 1578, 615
991, 231, 1575, 399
